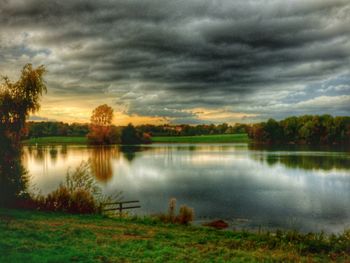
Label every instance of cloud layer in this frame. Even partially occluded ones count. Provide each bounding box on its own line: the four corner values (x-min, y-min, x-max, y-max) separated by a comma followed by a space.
1, 0, 349, 123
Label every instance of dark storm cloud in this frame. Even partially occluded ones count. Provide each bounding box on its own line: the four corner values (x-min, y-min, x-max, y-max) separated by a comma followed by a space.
0, 0, 349, 123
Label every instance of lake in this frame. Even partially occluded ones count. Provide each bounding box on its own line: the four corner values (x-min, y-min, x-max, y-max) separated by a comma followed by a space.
22, 143, 350, 233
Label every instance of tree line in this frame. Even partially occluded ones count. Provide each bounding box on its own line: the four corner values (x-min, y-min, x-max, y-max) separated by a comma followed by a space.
137, 123, 249, 136
84, 105, 251, 144
26, 121, 89, 137
25, 115, 350, 146
248, 115, 350, 145
25, 121, 250, 139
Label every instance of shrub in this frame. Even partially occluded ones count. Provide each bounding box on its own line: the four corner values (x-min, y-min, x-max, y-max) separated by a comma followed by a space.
65, 162, 101, 196
141, 132, 152, 144
34, 161, 100, 214
44, 185, 71, 212
36, 186, 97, 214
177, 205, 194, 225
69, 189, 97, 214
155, 198, 194, 225
121, 123, 142, 145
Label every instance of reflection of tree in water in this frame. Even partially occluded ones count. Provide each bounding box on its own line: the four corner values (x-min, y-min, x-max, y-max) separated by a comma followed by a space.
27, 145, 33, 155
249, 144, 350, 170
60, 145, 68, 160
90, 147, 118, 183
25, 145, 64, 164
249, 143, 350, 152
33, 146, 45, 163
0, 140, 28, 206
49, 146, 58, 163
120, 145, 141, 162
254, 152, 350, 171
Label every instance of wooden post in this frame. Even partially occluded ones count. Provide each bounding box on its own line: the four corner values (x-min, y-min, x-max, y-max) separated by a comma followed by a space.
119, 203, 122, 217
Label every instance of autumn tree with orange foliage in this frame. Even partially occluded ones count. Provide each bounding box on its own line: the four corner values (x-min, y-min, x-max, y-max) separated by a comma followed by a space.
87, 104, 118, 144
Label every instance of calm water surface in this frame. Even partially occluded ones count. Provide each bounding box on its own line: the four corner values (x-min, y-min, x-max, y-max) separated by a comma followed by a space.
22, 143, 350, 233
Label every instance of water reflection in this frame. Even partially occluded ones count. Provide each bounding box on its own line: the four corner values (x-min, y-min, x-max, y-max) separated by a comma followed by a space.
120, 145, 143, 162
0, 140, 27, 206
252, 152, 350, 171
22, 144, 350, 233
49, 146, 58, 164
34, 146, 45, 163
90, 146, 116, 183
60, 145, 68, 160
249, 143, 350, 152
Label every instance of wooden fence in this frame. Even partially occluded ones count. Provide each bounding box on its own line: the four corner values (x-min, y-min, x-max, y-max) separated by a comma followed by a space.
100, 200, 141, 216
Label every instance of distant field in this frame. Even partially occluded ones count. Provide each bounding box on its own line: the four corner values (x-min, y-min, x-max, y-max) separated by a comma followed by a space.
23, 134, 249, 145
22, 136, 87, 145
151, 133, 249, 143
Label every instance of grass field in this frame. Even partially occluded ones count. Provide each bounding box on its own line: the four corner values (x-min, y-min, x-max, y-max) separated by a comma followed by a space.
22, 136, 88, 145
23, 134, 249, 145
0, 209, 349, 262
151, 133, 249, 143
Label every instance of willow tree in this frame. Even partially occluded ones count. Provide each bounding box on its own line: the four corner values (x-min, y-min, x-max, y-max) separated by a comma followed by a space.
0, 64, 47, 206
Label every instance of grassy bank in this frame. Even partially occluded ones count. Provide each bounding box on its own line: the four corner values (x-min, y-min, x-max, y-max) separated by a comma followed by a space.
0, 209, 349, 262
152, 133, 249, 143
22, 136, 87, 145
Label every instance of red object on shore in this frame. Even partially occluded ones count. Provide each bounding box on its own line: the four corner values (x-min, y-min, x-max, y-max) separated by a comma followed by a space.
203, 220, 229, 229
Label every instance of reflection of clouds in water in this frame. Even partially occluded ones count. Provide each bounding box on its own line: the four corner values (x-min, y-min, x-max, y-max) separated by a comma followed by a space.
22, 145, 90, 194
22, 144, 350, 233
104, 148, 350, 233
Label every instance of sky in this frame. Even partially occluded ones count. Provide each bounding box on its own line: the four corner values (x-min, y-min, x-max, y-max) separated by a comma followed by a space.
0, 0, 349, 125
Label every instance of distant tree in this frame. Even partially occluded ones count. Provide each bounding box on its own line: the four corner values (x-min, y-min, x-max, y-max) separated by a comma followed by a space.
319, 114, 334, 144
141, 132, 152, 144
26, 121, 89, 138
216, 123, 229, 134
249, 123, 267, 142
281, 117, 299, 143
90, 104, 113, 127
334, 116, 350, 143
248, 115, 350, 145
120, 123, 142, 145
87, 104, 116, 145
231, 123, 250, 134
265, 119, 284, 143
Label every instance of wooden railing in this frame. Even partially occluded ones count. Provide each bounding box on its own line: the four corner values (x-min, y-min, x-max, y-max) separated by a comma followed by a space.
100, 200, 141, 216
